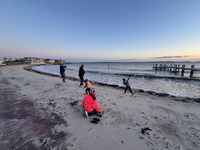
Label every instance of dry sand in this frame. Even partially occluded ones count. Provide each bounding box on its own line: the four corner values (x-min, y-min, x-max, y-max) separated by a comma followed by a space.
0, 65, 200, 150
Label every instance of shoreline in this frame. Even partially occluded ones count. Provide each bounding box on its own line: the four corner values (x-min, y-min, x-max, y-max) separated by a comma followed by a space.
24, 65, 200, 103
1, 65, 200, 149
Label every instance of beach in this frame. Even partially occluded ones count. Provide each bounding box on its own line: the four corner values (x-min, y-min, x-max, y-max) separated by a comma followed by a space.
0, 65, 200, 150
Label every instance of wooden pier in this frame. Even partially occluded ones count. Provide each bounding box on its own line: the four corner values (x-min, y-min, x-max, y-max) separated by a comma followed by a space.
153, 64, 200, 77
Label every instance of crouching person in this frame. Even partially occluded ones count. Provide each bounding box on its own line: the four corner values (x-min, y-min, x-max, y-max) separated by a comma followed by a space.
82, 88, 102, 118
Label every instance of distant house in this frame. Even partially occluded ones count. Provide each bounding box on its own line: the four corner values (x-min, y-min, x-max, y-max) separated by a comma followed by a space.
24, 57, 44, 64
3, 57, 16, 65
35, 58, 45, 64
3, 57, 15, 62
2, 57, 66, 65
54, 59, 66, 64
43, 58, 55, 64
0, 61, 5, 65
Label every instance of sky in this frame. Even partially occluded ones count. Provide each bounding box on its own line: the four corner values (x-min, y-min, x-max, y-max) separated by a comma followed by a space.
0, 0, 200, 62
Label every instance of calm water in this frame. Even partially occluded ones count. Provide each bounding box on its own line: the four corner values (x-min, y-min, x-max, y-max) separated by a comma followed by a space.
32, 62, 200, 98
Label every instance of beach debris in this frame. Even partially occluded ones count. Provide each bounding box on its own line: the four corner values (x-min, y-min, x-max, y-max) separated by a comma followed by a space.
93, 118, 100, 122
41, 137, 50, 147
91, 118, 100, 124
70, 101, 78, 106
136, 123, 141, 126
91, 120, 98, 124
13, 99, 28, 104
112, 102, 116, 105
140, 136, 144, 139
55, 129, 59, 133
24, 82, 31, 85
141, 127, 152, 135
65, 138, 77, 150
88, 128, 92, 131
49, 102, 56, 108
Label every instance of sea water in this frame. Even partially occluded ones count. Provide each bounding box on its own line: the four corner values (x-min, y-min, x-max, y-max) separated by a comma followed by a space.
32, 62, 200, 98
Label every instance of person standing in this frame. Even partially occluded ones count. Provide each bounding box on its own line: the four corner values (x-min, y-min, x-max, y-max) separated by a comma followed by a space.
122, 75, 133, 96
60, 64, 67, 82
78, 64, 85, 86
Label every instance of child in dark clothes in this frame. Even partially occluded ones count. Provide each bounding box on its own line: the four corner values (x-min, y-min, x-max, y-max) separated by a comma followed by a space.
122, 75, 133, 96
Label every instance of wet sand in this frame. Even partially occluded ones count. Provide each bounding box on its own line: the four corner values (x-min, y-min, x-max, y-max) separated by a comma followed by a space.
0, 71, 68, 149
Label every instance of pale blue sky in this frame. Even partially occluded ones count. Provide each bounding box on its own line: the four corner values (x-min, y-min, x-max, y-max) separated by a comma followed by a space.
0, 0, 200, 62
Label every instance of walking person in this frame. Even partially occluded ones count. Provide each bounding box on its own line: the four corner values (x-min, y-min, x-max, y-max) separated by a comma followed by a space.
122, 75, 133, 96
78, 64, 85, 86
60, 64, 67, 82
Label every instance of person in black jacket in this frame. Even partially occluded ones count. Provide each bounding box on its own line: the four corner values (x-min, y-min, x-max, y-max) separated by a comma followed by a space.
60, 64, 67, 82
78, 64, 85, 86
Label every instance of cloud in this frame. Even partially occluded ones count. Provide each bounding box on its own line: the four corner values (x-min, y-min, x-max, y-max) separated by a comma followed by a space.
105, 58, 138, 62
120, 58, 138, 61
183, 55, 190, 57
150, 55, 190, 59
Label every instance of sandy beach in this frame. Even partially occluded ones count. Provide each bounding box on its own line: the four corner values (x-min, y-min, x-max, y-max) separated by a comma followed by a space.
0, 65, 200, 150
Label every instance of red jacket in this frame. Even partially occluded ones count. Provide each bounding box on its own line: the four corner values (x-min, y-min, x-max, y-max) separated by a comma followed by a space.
82, 94, 101, 112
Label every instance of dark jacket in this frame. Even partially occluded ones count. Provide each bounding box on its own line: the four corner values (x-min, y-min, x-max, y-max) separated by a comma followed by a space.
79, 67, 85, 77
60, 65, 66, 73
123, 79, 130, 87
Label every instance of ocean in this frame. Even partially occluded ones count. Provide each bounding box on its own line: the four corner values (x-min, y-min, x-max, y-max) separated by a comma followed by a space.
32, 62, 200, 98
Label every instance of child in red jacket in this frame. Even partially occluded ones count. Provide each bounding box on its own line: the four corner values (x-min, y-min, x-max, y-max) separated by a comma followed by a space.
82, 88, 102, 118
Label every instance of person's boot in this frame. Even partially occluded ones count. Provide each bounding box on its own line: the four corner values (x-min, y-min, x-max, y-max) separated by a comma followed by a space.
83, 110, 89, 118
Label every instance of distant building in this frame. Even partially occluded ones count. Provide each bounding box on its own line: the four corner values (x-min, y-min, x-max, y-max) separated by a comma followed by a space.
43, 58, 55, 64
2, 57, 65, 65
24, 57, 44, 64
3, 57, 16, 65
0, 61, 5, 65
3, 57, 15, 62
54, 59, 66, 64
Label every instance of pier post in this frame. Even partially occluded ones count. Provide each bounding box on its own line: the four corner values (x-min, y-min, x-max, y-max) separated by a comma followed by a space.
190, 65, 195, 78
181, 65, 185, 76
164, 64, 167, 70
177, 64, 180, 72
170, 64, 172, 71
173, 64, 176, 72
160, 64, 162, 70
174, 64, 177, 73
155, 64, 157, 70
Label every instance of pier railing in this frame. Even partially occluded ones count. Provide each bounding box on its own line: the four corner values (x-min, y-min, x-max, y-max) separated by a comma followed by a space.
153, 64, 200, 77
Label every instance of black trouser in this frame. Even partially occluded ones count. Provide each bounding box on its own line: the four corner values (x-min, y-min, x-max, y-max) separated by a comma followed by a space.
60, 72, 65, 82
85, 88, 91, 94
79, 76, 84, 86
124, 86, 133, 94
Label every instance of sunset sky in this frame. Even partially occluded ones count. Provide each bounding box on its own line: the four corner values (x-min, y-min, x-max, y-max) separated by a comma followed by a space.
0, 0, 200, 62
